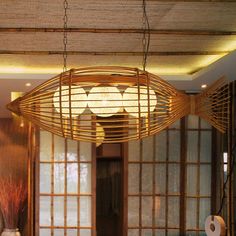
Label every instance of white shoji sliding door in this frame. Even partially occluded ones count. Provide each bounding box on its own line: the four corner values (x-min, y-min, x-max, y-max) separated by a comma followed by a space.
37, 130, 94, 236
186, 115, 212, 235
127, 120, 181, 236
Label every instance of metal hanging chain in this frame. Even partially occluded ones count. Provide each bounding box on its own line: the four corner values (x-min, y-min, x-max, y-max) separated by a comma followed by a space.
142, 0, 151, 71
63, 0, 68, 72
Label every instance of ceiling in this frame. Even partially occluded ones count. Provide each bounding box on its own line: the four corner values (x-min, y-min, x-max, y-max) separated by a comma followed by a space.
1, 0, 236, 117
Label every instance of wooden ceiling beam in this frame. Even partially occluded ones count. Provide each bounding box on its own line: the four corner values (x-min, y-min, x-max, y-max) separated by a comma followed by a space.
0, 27, 236, 36
0, 50, 230, 56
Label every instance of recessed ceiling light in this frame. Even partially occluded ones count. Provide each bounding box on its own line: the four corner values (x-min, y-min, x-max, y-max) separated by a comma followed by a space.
25, 83, 31, 87
201, 84, 207, 89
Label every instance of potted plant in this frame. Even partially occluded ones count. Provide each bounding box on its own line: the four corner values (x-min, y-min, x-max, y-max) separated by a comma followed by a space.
0, 176, 27, 236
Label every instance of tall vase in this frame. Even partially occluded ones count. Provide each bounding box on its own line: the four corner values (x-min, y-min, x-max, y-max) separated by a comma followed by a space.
1, 229, 20, 236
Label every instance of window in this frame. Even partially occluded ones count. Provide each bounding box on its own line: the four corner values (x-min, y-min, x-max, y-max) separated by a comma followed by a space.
127, 116, 213, 235
37, 131, 95, 236
185, 115, 212, 235
36, 116, 213, 236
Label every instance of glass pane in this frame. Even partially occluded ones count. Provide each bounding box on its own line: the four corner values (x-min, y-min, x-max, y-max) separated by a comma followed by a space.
167, 230, 180, 235
128, 197, 139, 227
200, 165, 211, 196
199, 231, 207, 236
129, 140, 140, 161
39, 196, 51, 226
186, 165, 197, 196
54, 229, 64, 236
80, 141, 91, 161
168, 164, 180, 194
200, 118, 211, 129
168, 197, 179, 228
186, 198, 197, 229
142, 136, 154, 162
54, 135, 65, 161
169, 120, 180, 129
128, 229, 139, 236
54, 163, 65, 193
186, 232, 197, 236
142, 164, 153, 194
67, 230, 77, 236
80, 163, 91, 193
40, 131, 51, 161
67, 163, 78, 193
169, 131, 180, 161
54, 197, 64, 226
142, 229, 152, 236
155, 230, 165, 236
67, 139, 78, 161
142, 197, 152, 227
188, 115, 199, 129
67, 196, 78, 227
80, 230, 91, 236
128, 164, 140, 194
187, 131, 198, 162
200, 131, 212, 162
155, 196, 165, 227
40, 164, 51, 193
155, 164, 166, 194
39, 229, 51, 236
199, 198, 211, 229
80, 196, 91, 226
155, 131, 167, 161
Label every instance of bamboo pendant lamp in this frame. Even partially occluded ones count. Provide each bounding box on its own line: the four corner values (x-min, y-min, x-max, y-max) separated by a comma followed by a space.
7, 66, 229, 143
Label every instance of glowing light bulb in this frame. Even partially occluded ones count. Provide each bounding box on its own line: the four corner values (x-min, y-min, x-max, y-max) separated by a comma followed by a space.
53, 86, 87, 117
123, 85, 157, 117
88, 86, 123, 117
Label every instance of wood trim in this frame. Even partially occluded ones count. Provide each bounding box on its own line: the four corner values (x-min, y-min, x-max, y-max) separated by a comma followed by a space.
228, 82, 234, 235
180, 117, 186, 235
0, 50, 230, 56
196, 118, 201, 236
33, 125, 40, 236
123, 142, 128, 236
77, 141, 80, 236
139, 140, 142, 236
92, 143, 96, 236
34, 126, 39, 236
165, 129, 169, 235
64, 139, 68, 236
152, 135, 156, 235
51, 134, 55, 236
1, 28, 236, 35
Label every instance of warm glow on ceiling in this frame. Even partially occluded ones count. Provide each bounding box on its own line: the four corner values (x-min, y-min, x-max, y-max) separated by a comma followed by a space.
0, 52, 230, 76
0, 67, 61, 74
218, 40, 236, 51
194, 54, 228, 70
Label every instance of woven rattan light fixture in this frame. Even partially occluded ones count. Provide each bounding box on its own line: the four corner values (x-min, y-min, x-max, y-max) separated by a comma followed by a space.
7, 66, 229, 143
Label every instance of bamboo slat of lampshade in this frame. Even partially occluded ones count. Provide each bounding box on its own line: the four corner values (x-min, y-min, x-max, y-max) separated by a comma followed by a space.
6, 66, 229, 143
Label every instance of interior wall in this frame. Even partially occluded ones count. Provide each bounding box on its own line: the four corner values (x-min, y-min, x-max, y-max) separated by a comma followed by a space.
0, 118, 28, 235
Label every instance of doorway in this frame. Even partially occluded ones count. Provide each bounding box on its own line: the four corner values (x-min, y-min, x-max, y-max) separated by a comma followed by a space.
96, 144, 123, 236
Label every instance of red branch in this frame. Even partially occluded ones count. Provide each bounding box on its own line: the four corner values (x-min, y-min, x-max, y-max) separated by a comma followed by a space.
0, 176, 27, 229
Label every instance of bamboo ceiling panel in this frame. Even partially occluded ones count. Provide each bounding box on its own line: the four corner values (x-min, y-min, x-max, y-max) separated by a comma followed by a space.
0, 1, 236, 30
0, 33, 236, 52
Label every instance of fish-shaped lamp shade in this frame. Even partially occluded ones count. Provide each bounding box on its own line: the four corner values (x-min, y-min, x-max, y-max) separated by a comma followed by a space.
7, 66, 229, 143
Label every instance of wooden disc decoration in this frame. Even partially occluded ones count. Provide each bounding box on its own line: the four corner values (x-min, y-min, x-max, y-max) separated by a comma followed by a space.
205, 215, 226, 236
7, 66, 229, 143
